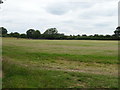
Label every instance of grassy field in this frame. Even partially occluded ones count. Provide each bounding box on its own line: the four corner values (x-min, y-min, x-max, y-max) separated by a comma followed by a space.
2, 38, 118, 88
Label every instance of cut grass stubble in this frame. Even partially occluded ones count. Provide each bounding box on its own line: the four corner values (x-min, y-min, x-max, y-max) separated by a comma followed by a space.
2, 38, 119, 88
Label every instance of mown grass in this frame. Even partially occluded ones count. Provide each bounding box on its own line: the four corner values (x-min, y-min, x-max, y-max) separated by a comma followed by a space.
3, 45, 118, 64
2, 38, 119, 88
3, 59, 118, 88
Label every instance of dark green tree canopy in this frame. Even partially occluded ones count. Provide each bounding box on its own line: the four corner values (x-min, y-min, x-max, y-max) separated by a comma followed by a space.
33, 30, 41, 39
20, 34, 27, 38
43, 28, 58, 35
9, 32, 20, 38
35, 30, 41, 35
26, 29, 41, 39
26, 29, 35, 38
0, 27, 119, 40
114, 26, 120, 37
26, 29, 34, 38
0, 27, 8, 35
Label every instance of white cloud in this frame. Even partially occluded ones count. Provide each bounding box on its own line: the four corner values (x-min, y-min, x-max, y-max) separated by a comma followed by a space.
0, 0, 119, 35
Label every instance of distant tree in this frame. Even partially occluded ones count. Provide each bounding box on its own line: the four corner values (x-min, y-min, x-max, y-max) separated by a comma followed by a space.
82, 34, 87, 36
89, 35, 93, 37
26, 29, 35, 39
99, 35, 104, 37
94, 34, 99, 37
26, 29, 41, 39
56, 33, 65, 39
114, 26, 120, 37
0, 27, 8, 36
34, 30, 41, 39
105, 35, 111, 37
43, 28, 58, 35
9, 32, 20, 38
20, 34, 27, 38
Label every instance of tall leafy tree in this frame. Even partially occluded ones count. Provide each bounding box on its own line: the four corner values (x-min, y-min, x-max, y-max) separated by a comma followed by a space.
26, 29, 41, 39
26, 29, 35, 39
114, 26, 120, 37
0, 27, 8, 36
9, 32, 20, 38
43, 28, 58, 35
34, 30, 41, 39
20, 34, 27, 38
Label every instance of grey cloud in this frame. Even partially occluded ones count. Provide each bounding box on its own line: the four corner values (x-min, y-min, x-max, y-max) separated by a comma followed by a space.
79, 2, 117, 20
46, 8, 69, 15
94, 23, 111, 28
82, 10, 117, 18
46, 3, 70, 15
68, 2, 94, 9
80, 9, 117, 19
45, 2, 93, 15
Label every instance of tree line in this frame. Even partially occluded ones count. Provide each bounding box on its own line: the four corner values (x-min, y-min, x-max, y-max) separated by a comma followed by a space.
0, 27, 120, 40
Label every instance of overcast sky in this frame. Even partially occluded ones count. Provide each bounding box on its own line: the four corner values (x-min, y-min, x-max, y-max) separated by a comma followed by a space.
0, 0, 119, 35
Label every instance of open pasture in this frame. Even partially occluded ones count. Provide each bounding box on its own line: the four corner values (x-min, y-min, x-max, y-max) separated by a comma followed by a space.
2, 38, 118, 88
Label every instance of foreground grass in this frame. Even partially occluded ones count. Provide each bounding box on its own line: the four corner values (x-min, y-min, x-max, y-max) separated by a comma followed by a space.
2, 38, 118, 88
3, 59, 118, 88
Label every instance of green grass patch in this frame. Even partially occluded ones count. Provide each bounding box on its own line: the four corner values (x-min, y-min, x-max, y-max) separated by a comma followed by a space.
3, 45, 118, 64
3, 60, 118, 88
2, 38, 119, 88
